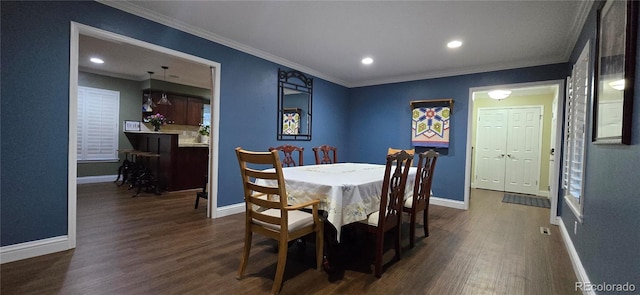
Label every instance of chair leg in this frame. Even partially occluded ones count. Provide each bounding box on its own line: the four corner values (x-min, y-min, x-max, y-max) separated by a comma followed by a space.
409, 211, 417, 249
272, 238, 288, 294
195, 195, 200, 209
315, 223, 324, 271
374, 232, 384, 278
395, 224, 402, 261
237, 230, 252, 280
423, 209, 429, 238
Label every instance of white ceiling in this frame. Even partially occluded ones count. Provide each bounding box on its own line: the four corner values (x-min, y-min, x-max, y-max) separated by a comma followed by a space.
93, 0, 593, 88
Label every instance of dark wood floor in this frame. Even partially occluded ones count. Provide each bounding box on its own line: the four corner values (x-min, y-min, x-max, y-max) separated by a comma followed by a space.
1, 184, 579, 294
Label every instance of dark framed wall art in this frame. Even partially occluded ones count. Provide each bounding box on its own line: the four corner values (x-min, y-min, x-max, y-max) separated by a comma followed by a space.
593, 0, 638, 144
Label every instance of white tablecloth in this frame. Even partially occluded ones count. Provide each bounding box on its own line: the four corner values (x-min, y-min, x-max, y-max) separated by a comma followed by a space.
260, 163, 417, 240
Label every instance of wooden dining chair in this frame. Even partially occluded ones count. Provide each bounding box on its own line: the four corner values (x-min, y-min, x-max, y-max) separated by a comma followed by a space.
312, 145, 337, 164
403, 150, 438, 248
194, 175, 208, 209
387, 147, 415, 156
352, 150, 413, 278
269, 144, 304, 167
235, 147, 323, 294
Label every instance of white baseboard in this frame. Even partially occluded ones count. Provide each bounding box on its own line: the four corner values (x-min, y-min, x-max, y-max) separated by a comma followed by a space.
430, 196, 466, 210
77, 174, 118, 184
0, 236, 71, 264
215, 203, 244, 218
558, 217, 594, 295
538, 190, 550, 198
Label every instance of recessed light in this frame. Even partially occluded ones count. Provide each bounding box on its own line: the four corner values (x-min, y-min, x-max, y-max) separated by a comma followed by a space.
447, 40, 463, 49
90, 57, 104, 64
361, 57, 373, 65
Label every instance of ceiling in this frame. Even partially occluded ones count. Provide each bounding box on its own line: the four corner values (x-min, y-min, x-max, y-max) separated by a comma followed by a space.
91, 0, 593, 88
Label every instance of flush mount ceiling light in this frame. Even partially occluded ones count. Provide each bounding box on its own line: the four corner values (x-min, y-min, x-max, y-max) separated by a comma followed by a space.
447, 40, 463, 49
90, 57, 104, 64
608, 79, 625, 90
361, 57, 373, 65
488, 90, 512, 100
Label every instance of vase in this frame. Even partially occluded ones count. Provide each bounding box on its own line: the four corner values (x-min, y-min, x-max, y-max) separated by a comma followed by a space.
154, 125, 160, 132
200, 135, 209, 143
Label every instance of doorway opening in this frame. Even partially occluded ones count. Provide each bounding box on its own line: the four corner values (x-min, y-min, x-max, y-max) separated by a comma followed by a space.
464, 80, 565, 225
68, 22, 221, 249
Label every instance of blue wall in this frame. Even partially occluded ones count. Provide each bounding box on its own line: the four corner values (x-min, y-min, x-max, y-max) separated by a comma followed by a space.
5, 5, 637, 289
561, 1, 640, 289
347, 64, 569, 201
0, 1, 349, 246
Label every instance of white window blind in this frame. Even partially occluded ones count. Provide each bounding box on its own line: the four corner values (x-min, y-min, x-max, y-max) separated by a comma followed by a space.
77, 86, 120, 161
562, 41, 589, 219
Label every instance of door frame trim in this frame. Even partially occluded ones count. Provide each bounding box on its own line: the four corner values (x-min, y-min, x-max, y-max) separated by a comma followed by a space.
465, 79, 565, 225
69, 22, 222, 250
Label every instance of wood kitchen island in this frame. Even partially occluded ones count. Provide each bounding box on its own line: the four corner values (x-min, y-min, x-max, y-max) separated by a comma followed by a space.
125, 131, 208, 192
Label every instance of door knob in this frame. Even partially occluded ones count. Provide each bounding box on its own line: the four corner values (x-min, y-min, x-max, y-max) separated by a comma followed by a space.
507, 154, 512, 158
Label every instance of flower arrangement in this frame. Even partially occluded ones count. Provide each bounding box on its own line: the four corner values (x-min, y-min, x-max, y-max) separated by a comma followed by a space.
145, 113, 167, 131
199, 124, 210, 136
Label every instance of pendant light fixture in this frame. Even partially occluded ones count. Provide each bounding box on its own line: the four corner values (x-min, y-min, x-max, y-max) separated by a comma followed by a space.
156, 66, 172, 106
142, 71, 156, 112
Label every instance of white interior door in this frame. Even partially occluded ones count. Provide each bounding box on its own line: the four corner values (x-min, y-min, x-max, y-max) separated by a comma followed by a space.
504, 107, 541, 195
475, 109, 508, 191
475, 106, 542, 195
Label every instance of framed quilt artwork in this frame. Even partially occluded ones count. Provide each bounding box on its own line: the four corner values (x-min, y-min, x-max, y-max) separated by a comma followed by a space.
283, 108, 301, 135
410, 99, 453, 148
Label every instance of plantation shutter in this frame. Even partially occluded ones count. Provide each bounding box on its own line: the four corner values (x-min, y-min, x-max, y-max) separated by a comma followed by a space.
77, 86, 120, 161
563, 42, 589, 205
562, 75, 572, 190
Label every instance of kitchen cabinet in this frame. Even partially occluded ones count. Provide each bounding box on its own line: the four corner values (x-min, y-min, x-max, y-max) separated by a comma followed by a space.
142, 90, 205, 126
187, 97, 203, 126
171, 96, 188, 125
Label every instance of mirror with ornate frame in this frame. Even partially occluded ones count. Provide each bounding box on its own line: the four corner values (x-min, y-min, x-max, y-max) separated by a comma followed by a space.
277, 69, 312, 141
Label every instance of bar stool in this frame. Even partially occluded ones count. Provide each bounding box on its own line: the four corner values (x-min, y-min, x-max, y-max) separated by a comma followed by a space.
115, 149, 137, 186
131, 151, 161, 197
128, 150, 160, 197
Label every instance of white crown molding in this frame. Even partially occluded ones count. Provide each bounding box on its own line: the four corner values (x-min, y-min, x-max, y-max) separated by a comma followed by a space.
350, 57, 567, 88
98, 0, 587, 89
561, 0, 596, 60
97, 0, 349, 87
80, 66, 145, 82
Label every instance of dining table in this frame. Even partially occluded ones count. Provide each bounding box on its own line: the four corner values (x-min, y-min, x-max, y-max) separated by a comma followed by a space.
262, 162, 418, 241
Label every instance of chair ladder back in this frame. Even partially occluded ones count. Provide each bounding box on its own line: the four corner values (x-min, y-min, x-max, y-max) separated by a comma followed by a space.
269, 145, 304, 167
379, 150, 413, 229
413, 150, 439, 210
313, 145, 337, 164
387, 147, 415, 156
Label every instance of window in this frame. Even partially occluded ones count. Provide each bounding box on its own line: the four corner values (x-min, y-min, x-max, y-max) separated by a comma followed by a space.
202, 104, 211, 126
562, 41, 589, 221
77, 86, 120, 162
